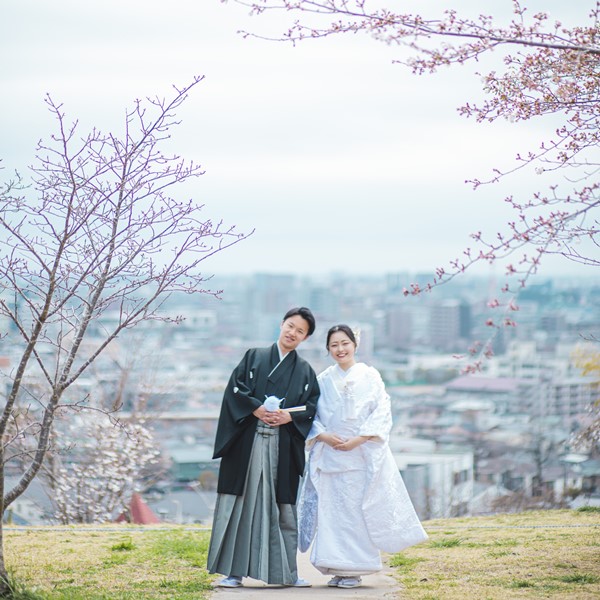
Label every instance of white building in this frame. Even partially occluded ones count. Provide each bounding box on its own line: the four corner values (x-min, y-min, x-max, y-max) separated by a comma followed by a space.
393, 447, 474, 519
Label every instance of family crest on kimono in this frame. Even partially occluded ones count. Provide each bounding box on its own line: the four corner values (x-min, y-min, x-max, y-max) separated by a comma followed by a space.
207, 307, 320, 588
298, 324, 428, 589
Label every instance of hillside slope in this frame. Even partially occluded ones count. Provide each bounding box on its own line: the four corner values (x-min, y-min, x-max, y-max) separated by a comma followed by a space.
4, 508, 599, 599
392, 508, 600, 599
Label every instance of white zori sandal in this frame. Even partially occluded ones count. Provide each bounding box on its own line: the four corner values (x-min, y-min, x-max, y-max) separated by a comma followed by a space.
337, 577, 362, 588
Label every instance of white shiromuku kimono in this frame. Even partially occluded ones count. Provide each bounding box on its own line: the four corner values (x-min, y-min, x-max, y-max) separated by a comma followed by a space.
298, 362, 428, 576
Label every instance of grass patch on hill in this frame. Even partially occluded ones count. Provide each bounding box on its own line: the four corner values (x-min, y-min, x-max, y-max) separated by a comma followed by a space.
4, 509, 600, 599
390, 508, 600, 600
5, 527, 214, 599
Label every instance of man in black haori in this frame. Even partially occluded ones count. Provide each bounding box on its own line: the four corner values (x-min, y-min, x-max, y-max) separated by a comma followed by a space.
207, 307, 320, 588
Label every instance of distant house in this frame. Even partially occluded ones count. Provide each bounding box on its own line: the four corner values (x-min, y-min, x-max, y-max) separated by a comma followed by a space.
5, 496, 44, 526
478, 454, 588, 507
147, 487, 216, 525
117, 493, 161, 524
3, 477, 54, 525
470, 482, 513, 516
168, 443, 217, 482
445, 369, 599, 427
578, 458, 600, 497
477, 456, 537, 495
445, 375, 535, 415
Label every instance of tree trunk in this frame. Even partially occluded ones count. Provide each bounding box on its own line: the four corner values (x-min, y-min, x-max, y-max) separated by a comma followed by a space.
0, 527, 10, 597
0, 461, 11, 597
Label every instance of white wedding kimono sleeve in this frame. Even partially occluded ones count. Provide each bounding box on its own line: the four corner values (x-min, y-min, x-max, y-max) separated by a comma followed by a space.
357, 368, 392, 443
359, 368, 428, 552
305, 410, 327, 449
362, 449, 429, 552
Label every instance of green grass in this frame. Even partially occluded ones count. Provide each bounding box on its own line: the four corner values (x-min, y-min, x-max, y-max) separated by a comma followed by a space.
509, 579, 536, 589
389, 509, 600, 600
110, 539, 136, 552
5, 527, 214, 600
558, 573, 599, 584
389, 554, 425, 570
429, 536, 462, 548
4, 509, 600, 599
576, 506, 600, 513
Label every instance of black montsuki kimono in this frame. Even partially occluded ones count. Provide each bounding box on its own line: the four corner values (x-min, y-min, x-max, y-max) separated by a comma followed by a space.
213, 344, 320, 504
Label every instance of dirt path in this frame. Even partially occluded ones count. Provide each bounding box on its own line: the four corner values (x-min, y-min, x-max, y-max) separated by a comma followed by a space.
210, 550, 398, 599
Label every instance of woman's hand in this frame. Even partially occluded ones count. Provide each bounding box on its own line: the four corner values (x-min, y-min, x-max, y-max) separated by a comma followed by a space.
317, 432, 345, 447
333, 436, 369, 451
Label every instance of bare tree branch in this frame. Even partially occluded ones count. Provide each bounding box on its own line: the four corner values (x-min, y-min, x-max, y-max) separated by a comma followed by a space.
0, 76, 251, 583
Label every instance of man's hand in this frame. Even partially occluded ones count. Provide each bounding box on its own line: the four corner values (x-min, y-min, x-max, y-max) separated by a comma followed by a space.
253, 407, 292, 427
274, 410, 292, 426
253, 405, 271, 424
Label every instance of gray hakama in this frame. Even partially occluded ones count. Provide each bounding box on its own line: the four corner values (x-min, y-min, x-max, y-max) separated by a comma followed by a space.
207, 423, 299, 585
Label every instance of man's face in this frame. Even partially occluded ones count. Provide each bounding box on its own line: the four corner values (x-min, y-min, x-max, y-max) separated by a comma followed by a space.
278, 315, 310, 353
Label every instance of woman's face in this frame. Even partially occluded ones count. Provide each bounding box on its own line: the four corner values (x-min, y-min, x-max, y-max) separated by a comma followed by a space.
327, 330, 356, 370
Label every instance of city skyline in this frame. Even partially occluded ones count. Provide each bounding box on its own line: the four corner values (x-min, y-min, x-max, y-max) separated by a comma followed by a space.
2, 258, 598, 525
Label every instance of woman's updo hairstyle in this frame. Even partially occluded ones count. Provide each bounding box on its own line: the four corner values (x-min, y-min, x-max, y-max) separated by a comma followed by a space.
326, 324, 357, 350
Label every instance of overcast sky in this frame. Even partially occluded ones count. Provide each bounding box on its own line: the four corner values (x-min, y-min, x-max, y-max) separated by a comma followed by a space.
1, 1, 593, 279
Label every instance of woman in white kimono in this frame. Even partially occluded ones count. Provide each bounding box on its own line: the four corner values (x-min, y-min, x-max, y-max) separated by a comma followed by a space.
298, 324, 428, 589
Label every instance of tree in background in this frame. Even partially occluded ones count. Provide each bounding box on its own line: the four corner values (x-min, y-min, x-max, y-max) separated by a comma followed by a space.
37, 351, 171, 525
231, 0, 599, 363
0, 77, 249, 591
572, 344, 600, 449
44, 413, 160, 524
